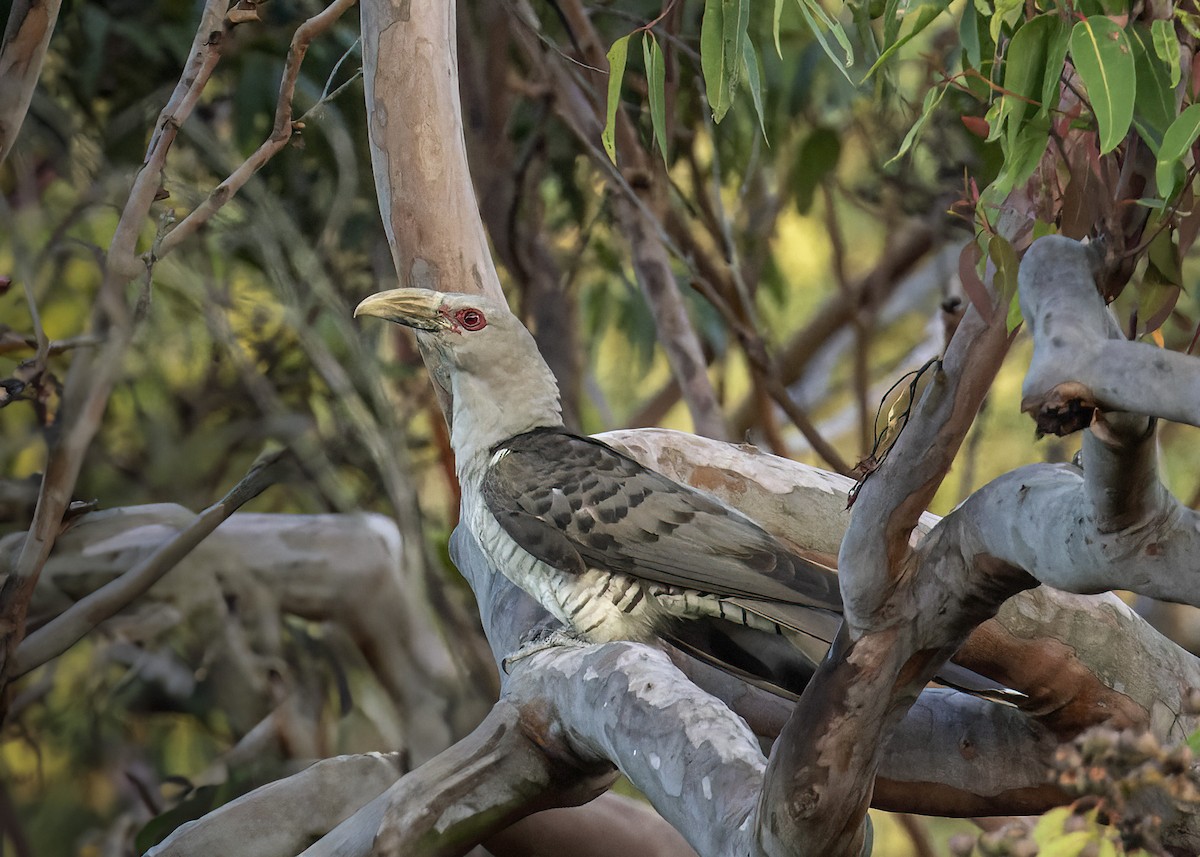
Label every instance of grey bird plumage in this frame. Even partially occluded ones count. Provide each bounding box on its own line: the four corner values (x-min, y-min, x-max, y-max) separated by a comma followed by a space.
356, 287, 1009, 700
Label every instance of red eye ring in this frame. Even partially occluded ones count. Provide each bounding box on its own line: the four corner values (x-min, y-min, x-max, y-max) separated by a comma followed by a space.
456, 308, 487, 331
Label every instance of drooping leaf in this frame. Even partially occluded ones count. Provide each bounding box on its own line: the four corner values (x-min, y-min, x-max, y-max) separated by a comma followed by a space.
959, 0, 981, 70
992, 113, 1051, 196
742, 38, 768, 141
998, 16, 1068, 149
1129, 25, 1175, 152
958, 240, 994, 322
1006, 288, 1023, 331
773, 0, 785, 57
1070, 17, 1136, 154
1155, 103, 1200, 197
793, 0, 855, 82
1152, 18, 1181, 87
881, 0, 904, 54
988, 233, 1019, 302
984, 98, 1005, 143
700, 0, 749, 122
866, 0, 951, 79
886, 82, 946, 164
643, 33, 669, 166
726, 0, 750, 92
1142, 218, 1180, 285
602, 34, 631, 163
1040, 18, 1071, 117
990, 0, 1025, 44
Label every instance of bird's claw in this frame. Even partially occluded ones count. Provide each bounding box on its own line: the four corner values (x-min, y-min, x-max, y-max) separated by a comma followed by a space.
502, 627, 591, 674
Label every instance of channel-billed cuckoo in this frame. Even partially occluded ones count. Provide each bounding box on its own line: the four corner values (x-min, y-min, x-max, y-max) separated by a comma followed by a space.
356, 288, 1004, 699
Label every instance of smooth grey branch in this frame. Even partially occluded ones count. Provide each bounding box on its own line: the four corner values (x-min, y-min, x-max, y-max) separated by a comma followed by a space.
1019, 235, 1200, 431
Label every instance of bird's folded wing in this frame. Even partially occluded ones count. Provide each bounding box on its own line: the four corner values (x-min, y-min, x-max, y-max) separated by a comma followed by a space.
479, 429, 843, 612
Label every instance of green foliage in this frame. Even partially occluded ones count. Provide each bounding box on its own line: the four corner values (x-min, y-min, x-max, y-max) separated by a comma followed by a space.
1157, 105, 1200, 199
866, 0, 951, 78
603, 35, 632, 164
780, 0, 854, 82
1070, 17, 1135, 155
643, 34, 669, 164
9, 1, 1200, 854
1129, 25, 1176, 153
701, 0, 750, 122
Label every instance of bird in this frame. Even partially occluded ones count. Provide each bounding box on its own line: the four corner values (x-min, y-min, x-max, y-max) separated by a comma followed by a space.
355, 287, 1009, 700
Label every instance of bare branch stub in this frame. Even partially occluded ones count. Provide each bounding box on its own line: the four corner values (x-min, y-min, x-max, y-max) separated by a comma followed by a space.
1022, 380, 1096, 437
1019, 235, 1200, 429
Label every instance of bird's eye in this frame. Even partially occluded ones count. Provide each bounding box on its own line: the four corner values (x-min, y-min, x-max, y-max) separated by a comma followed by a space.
457, 308, 487, 331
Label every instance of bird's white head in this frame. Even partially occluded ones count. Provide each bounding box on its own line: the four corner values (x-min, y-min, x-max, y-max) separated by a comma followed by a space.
355, 288, 563, 473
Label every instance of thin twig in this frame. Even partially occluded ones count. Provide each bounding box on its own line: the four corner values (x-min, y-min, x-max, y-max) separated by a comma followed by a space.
12, 450, 291, 678
157, 0, 360, 259
0, 0, 231, 706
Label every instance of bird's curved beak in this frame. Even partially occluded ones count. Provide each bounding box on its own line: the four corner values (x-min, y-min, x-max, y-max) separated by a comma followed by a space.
354, 288, 447, 331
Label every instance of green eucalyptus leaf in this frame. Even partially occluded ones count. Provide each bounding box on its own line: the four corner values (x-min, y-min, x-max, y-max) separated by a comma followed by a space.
1129, 25, 1175, 153
1041, 18, 1071, 116
643, 33, 669, 165
1070, 17, 1136, 154
1152, 18, 1181, 87
882, 0, 903, 51
602, 34, 631, 163
999, 16, 1067, 149
993, 113, 1051, 196
988, 234, 1019, 299
701, 0, 749, 122
773, 0, 785, 57
960, 0, 981, 69
866, 0, 950, 78
742, 38, 769, 141
794, 0, 855, 82
1156, 103, 1200, 198
701, 2, 731, 121
726, 0, 750, 92
887, 83, 946, 164
990, 0, 1024, 44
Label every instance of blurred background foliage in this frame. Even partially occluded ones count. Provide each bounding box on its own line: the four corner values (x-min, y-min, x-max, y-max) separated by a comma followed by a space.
2, 0, 1200, 854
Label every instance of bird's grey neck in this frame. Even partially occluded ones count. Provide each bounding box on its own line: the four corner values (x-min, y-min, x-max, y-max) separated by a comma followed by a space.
449, 370, 563, 481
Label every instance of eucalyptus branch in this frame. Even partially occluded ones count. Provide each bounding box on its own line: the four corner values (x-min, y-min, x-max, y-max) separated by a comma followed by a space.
0, 0, 63, 164
156, 0, 360, 258
0, 0, 231, 709
12, 450, 291, 677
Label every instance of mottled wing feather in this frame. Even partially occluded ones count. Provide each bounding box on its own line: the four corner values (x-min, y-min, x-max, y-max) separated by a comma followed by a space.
480, 429, 842, 612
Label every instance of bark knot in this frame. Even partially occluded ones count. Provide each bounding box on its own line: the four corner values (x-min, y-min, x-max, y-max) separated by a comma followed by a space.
1021, 381, 1095, 437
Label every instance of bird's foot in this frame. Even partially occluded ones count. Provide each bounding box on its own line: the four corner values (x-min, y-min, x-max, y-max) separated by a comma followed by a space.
502, 627, 591, 674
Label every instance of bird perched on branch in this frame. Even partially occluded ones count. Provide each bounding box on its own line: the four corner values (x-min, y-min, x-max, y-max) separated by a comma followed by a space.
355, 288, 1004, 699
